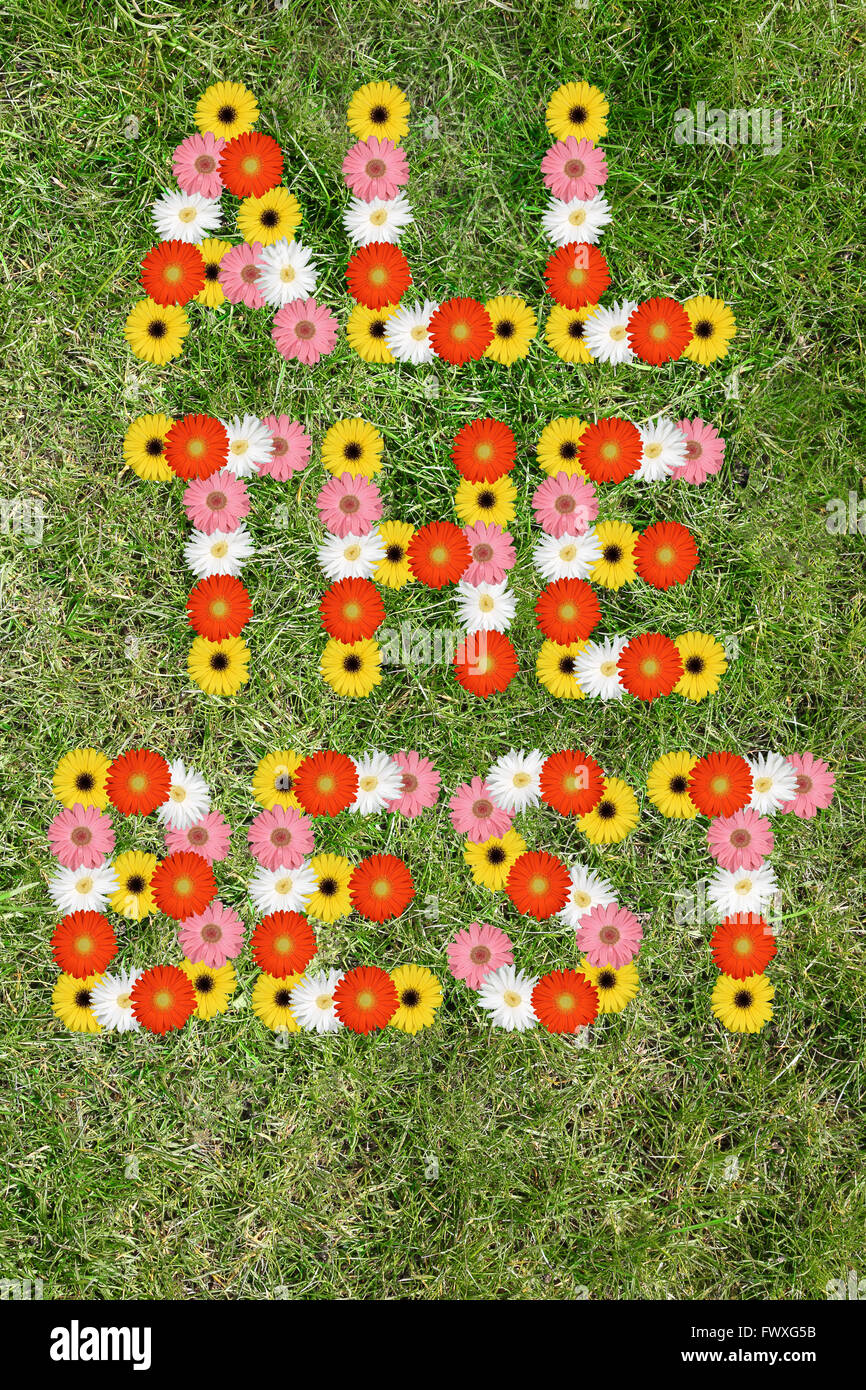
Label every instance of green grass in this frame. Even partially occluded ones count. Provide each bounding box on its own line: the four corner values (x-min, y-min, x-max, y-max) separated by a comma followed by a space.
1, 0, 864, 1300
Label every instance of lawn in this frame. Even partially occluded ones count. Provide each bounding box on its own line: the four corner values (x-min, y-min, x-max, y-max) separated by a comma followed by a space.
0, 0, 863, 1300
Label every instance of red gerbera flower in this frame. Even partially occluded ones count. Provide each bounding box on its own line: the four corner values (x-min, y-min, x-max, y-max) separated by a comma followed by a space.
505, 850, 571, 919
428, 297, 494, 365
539, 750, 605, 816
140, 240, 206, 306
688, 753, 753, 818
345, 242, 412, 309
451, 418, 516, 482
333, 965, 399, 1034
627, 297, 693, 365
251, 910, 317, 978
407, 521, 472, 588
150, 851, 216, 920
543, 242, 610, 308
532, 969, 600, 1032
634, 521, 699, 590
106, 748, 171, 815
319, 577, 385, 643
453, 631, 519, 698
219, 131, 284, 198
51, 910, 117, 978
187, 574, 253, 641
617, 633, 684, 701
349, 854, 415, 922
577, 417, 643, 484
131, 964, 196, 1035
535, 578, 601, 644
293, 751, 359, 817
165, 415, 229, 481
711, 914, 777, 978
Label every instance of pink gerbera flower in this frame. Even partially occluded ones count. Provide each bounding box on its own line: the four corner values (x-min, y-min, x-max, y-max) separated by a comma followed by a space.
780, 753, 835, 819
672, 418, 726, 485
576, 902, 643, 968
342, 137, 409, 201
178, 899, 245, 967
541, 137, 609, 201
316, 472, 383, 537
707, 808, 774, 871
385, 750, 441, 817
446, 921, 514, 989
219, 241, 266, 308
165, 810, 232, 863
247, 805, 315, 871
183, 470, 250, 535
47, 804, 115, 869
260, 415, 312, 480
448, 777, 513, 844
461, 522, 517, 586
272, 298, 339, 366
172, 132, 225, 199
532, 472, 598, 537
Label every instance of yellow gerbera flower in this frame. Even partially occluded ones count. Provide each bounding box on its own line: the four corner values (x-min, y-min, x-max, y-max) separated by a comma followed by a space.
110, 850, 158, 920
320, 637, 382, 697
389, 964, 442, 1034
545, 303, 598, 364
712, 972, 774, 1033
681, 296, 737, 365
454, 475, 517, 527
373, 520, 415, 588
483, 295, 538, 364
578, 777, 639, 844
537, 639, 586, 699
321, 418, 384, 478
464, 829, 528, 891
123, 413, 174, 482
307, 853, 354, 922
347, 81, 410, 143
194, 237, 234, 308
52, 749, 111, 810
237, 186, 301, 247
252, 971, 301, 1032
646, 752, 699, 818
124, 298, 189, 365
537, 417, 589, 477
346, 302, 398, 362
180, 958, 237, 1020
195, 81, 259, 140
580, 957, 638, 1014
188, 636, 250, 697
253, 751, 302, 810
674, 632, 728, 701
52, 972, 103, 1033
590, 519, 638, 589
545, 81, 609, 143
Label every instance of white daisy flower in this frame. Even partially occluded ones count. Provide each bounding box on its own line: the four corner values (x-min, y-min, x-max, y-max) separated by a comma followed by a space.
533, 527, 602, 582
350, 751, 404, 814
583, 300, 638, 366
184, 524, 254, 579
317, 528, 386, 581
708, 863, 779, 917
747, 752, 799, 815
156, 760, 212, 830
221, 415, 274, 477
477, 965, 538, 1032
343, 194, 414, 246
559, 865, 618, 930
90, 969, 143, 1033
541, 193, 613, 247
574, 636, 628, 701
636, 418, 688, 481
454, 579, 516, 633
249, 861, 317, 915
258, 238, 318, 306
486, 749, 544, 812
48, 859, 119, 915
151, 189, 222, 244
290, 970, 345, 1033
384, 299, 439, 365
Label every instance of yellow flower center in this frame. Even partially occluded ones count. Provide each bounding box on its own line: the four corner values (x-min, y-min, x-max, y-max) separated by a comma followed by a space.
315, 993, 333, 1010
154, 990, 173, 1009
513, 772, 530, 788
210, 540, 229, 558
600, 660, 617, 677
360, 775, 378, 791
478, 594, 495, 613
369, 207, 388, 226
76, 876, 93, 895
733, 936, 752, 955
559, 544, 577, 562
275, 876, 293, 895
574, 890, 592, 909
279, 265, 296, 283
75, 935, 93, 955
230, 438, 249, 454
178, 206, 197, 224
116, 993, 131, 1009
609, 325, 627, 341
734, 878, 753, 895
410, 324, 427, 341
344, 544, 361, 561
568, 208, 587, 227
503, 990, 522, 1008
645, 442, 662, 458
170, 786, 187, 802
754, 776, 772, 794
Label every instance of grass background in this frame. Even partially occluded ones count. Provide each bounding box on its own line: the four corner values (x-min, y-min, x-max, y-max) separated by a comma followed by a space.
1, 0, 864, 1299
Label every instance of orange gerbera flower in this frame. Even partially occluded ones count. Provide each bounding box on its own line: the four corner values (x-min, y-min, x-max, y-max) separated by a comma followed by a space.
543, 242, 610, 308
345, 242, 412, 309
131, 964, 196, 1035
165, 415, 229, 480
293, 751, 359, 817
349, 854, 415, 922
627, 297, 693, 365
453, 630, 519, 698
451, 418, 516, 482
617, 633, 684, 701
535, 578, 601, 644
711, 914, 777, 978
428, 297, 494, 365
688, 752, 753, 817
187, 574, 253, 641
219, 131, 284, 197
150, 851, 217, 920
577, 417, 643, 484
532, 969, 600, 1032
634, 521, 699, 590
505, 850, 571, 919
51, 910, 117, 978
106, 748, 171, 815
140, 240, 206, 306
407, 521, 471, 588
539, 749, 605, 816
319, 577, 385, 643
251, 910, 317, 978
333, 965, 399, 1034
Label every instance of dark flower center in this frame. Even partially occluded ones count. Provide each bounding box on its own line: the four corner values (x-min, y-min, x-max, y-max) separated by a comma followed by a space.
369, 319, 386, 338
344, 442, 362, 460
597, 800, 616, 819
559, 441, 577, 459
188, 826, 208, 845
319, 877, 338, 896
294, 319, 316, 340
145, 437, 164, 456
76, 772, 95, 791
205, 262, 220, 281
559, 657, 576, 675
686, 655, 705, 673
603, 545, 622, 563
217, 104, 237, 124
275, 989, 292, 1008
670, 776, 688, 794
401, 989, 421, 1008
344, 654, 362, 672
695, 319, 714, 338
486, 845, 507, 865
126, 875, 146, 895
495, 318, 515, 338
75, 989, 92, 1008
598, 971, 616, 990
260, 208, 279, 228
569, 104, 589, 123
370, 104, 389, 123
195, 974, 214, 993
734, 989, 753, 1009
147, 319, 167, 338
568, 319, 585, 339
210, 652, 230, 670
477, 490, 496, 509
386, 543, 404, 562
275, 773, 293, 791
